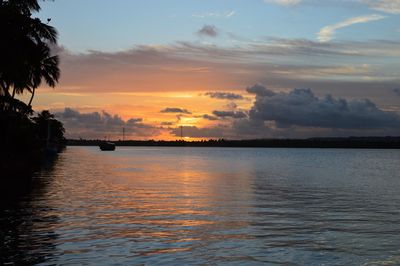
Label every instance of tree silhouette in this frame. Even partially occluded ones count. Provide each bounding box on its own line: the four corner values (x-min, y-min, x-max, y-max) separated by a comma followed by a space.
33, 110, 65, 141
0, 1, 64, 184
26, 42, 59, 107
0, 0, 59, 112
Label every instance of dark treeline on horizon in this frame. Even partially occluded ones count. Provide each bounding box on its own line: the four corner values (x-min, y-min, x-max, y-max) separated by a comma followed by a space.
68, 137, 400, 149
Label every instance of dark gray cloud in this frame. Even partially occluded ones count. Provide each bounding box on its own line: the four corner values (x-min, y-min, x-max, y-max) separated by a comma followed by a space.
205, 92, 244, 100
58, 108, 124, 127
213, 110, 247, 119
127, 118, 143, 124
197, 25, 218, 38
246, 84, 276, 97
202, 114, 219, 121
248, 85, 400, 130
55, 108, 159, 139
393, 88, 400, 96
184, 85, 400, 139
160, 107, 192, 114
160, 121, 175, 126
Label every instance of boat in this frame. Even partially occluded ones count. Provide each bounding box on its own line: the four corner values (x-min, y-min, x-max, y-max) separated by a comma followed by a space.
99, 142, 116, 151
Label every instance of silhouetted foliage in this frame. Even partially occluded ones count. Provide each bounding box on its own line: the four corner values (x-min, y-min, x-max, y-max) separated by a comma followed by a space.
33, 110, 65, 142
0, 110, 65, 174
0, 1, 63, 182
0, 0, 59, 112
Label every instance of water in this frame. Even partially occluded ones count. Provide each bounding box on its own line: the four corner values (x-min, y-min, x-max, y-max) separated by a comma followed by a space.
1, 147, 400, 265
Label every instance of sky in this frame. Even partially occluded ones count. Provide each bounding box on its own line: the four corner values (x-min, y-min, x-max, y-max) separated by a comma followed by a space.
29, 0, 400, 140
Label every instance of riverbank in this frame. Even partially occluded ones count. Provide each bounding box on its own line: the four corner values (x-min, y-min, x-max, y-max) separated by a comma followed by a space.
0, 111, 66, 197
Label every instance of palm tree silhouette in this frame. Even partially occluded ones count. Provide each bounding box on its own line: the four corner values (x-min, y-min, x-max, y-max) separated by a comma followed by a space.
26, 42, 60, 107
0, 0, 59, 112
33, 110, 65, 141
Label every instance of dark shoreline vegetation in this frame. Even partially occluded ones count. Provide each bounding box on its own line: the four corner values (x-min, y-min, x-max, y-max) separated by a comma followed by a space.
0, 0, 64, 194
0, 110, 66, 195
69, 137, 400, 149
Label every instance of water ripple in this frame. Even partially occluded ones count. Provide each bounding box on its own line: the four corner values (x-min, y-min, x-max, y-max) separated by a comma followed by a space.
1, 147, 400, 265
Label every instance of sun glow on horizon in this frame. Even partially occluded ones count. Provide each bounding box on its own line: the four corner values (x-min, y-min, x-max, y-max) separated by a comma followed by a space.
27, 0, 400, 140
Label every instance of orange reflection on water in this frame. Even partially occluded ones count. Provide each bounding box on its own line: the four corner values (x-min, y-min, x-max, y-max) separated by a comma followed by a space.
37, 147, 256, 261
7, 146, 400, 265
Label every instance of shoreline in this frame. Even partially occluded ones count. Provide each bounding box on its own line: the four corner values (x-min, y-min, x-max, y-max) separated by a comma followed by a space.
67, 137, 400, 149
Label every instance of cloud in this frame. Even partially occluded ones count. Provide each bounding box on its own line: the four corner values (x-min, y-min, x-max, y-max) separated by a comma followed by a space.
225, 11, 236, 18
248, 85, 400, 130
264, 0, 302, 6
205, 92, 245, 100
55, 39, 400, 93
183, 85, 400, 139
193, 10, 235, 18
317, 14, 385, 42
364, 0, 400, 14
246, 84, 276, 97
127, 118, 143, 124
264, 0, 400, 13
53, 84, 400, 140
55, 108, 159, 139
160, 121, 175, 126
160, 107, 192, 114
197, 25, 218, 38
202, 114, 219, 121
212, 110, 247, 119
51, 39, 400, 115
393, 88, 400, 96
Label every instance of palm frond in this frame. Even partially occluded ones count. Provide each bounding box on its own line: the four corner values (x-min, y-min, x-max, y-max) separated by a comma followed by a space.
2, 0, 41, 14
30, 18, 58, 44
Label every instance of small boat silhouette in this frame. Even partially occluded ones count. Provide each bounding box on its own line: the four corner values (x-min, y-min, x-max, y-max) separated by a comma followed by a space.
99, 142, 116, 151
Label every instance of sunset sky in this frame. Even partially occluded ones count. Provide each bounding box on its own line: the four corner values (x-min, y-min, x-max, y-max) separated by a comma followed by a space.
29, 0, 400, 140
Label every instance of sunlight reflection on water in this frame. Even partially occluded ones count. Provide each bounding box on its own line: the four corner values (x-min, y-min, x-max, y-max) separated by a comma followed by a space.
1, 146, 400, 265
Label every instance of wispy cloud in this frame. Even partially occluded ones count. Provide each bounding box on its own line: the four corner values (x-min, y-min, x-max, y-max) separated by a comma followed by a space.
193, 10, 236, 19
225, 10, 236, 18
160, 108, 192, 114
364, 0, 400, 14
264, 0, 400, 13
317, 14, 385, 42
264, 0, 302, 7
213, 110, 247, 119
53, 38, 400, 101
205, 92, 245, 100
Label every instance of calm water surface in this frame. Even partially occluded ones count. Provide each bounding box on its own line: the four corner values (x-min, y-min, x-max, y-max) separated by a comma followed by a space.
1, 147, 400, 265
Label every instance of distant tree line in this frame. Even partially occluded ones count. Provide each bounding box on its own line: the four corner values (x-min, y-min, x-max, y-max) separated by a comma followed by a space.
68, 137, 400, 149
